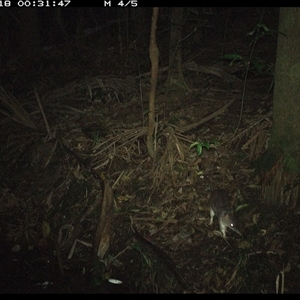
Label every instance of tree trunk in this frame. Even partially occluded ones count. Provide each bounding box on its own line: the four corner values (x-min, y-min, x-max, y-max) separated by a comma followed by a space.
54, 8, 70, 43
166, 7, 188, 90
260, 8, 300, 208
146, 8, 159, 159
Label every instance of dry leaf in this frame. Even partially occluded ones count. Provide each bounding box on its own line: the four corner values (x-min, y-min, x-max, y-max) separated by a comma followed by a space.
42, 220, 51, 238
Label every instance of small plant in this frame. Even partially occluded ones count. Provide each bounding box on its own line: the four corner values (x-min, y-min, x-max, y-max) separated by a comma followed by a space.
221, 53, 273, 76
221, 23, 276, 76
246, 23, 277, 43
189, 141, 212, 156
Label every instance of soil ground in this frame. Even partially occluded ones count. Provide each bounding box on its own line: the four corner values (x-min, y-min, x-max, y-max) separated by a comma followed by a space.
1, 7, 299, 294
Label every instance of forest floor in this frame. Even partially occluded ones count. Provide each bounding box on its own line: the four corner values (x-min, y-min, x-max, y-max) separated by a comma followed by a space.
1, 7, 300, 294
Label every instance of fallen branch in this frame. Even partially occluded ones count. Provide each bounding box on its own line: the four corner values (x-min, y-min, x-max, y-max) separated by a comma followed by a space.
179, 98, 235, 133
34, 88, 52, 138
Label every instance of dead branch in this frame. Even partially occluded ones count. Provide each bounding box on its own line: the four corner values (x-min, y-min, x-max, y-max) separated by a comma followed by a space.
93, 177, 113, 259
34, 88, 52, 138
179, 98, 236, 133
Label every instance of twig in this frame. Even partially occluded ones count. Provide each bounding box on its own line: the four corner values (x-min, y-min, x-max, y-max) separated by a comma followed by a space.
112, 170, 125, 189
131, 217, 178, 224
112, 245, 132, 261
179, 98, 235, 133
68, 238, 92, 259
276, 265, 285, 294
34, 88, 52, 138
0, 86, 37, 129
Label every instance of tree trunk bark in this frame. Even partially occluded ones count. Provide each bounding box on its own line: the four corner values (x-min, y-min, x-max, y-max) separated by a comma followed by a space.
146, 7, 159, 159
166, 7, 188, 90
260, 8, 300, 208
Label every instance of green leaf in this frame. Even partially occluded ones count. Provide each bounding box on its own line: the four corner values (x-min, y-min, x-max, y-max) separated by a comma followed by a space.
202, 141, 210, 149
252, 59, 266, 73
189, 141, 200, 149
236, 203, 249, 212
257, 23, 272, 33
196, 144, 203, 155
